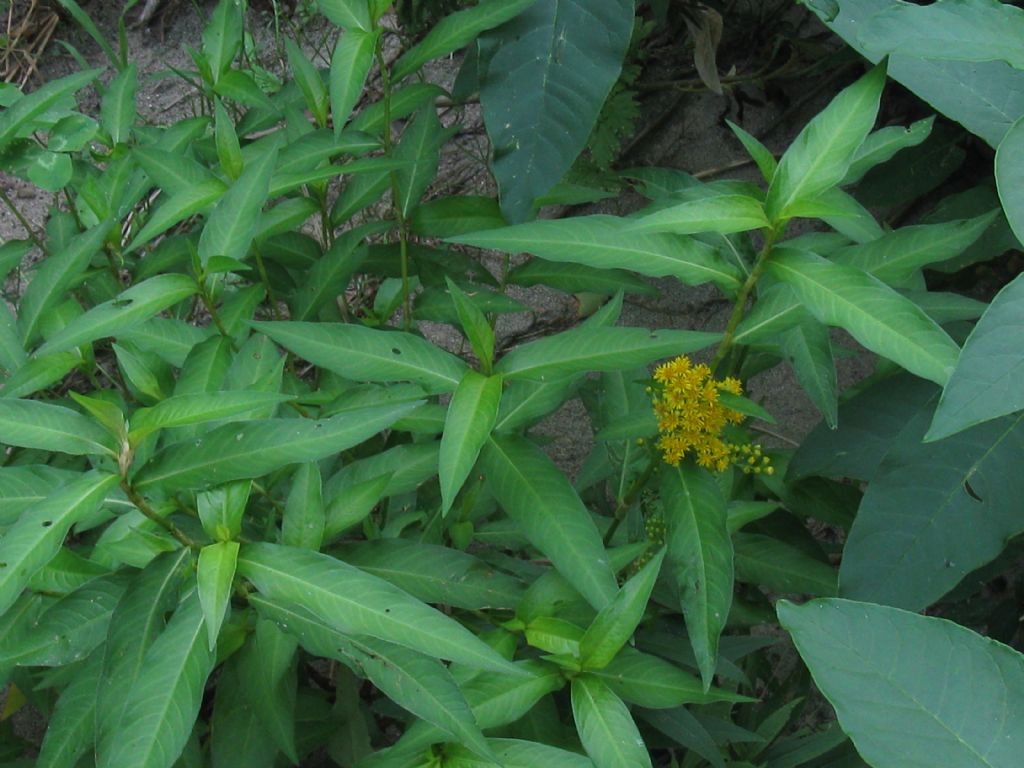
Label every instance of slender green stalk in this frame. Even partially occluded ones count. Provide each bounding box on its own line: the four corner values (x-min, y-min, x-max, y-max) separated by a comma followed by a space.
253, 246, 282, 321
603, 458, 657, 546
0, 187, 46, 253
120, 479, 199, 550
197, 280, 236, 345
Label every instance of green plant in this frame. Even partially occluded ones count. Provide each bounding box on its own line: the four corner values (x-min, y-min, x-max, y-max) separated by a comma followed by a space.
1, 0, 1023, 767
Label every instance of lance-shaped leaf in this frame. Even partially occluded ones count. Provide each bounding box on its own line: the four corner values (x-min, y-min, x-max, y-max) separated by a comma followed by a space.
316, 0, 370, 31
134, 147, 218, 196
0, 399, 115, 456
765, 64, 885, 222
127, 179, 227, 253
478, 0, 634, 222
734, 534, 838, 597
254, 594, 493, 761
330, 28, 380, 132
237, 542, 523, 676
209, 654, 279, 768
134, 401, 419, 492
495, 326, 719, 381
97, 590, 216, 768
627, 194, 769, 235
444, 738, 595, 768
841, 408, 1024, 611
571, 675, 652, 768
36, 648, 104, 768
18, 221, 113, 345
35, 274, 197, 356
198, 144, 278, 266
235, 618, 299, 763
780, 319, 838, 429
290, 222, 383, 321
779, 598, 1024, 768
766, 248, 960, 385
282, 461, 324, 550
481, 435, 617, 610
334, 539, 525, 610
128, 391, 293, 441
96, 549, 194, 755
928, 273, 1024, 440
0, 68, 101, 150
202, 0, 244, 82
101, 63, 137, 146
450, 215, 742, 290
1, 352, 81, 400
841, 116, 934, 185
394, 107, 451, 218
446, 277, 496, 373
252, 320, 469, 391
997, 114, 1024, 245
0, 472, 118, 615
661, 464, 732, 691
197, 541, 238, 650
579, 549, 665, 670
440, 371, 502, 516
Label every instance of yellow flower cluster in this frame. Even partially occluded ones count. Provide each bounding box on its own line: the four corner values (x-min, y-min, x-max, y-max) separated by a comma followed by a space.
650, 355, 749, 472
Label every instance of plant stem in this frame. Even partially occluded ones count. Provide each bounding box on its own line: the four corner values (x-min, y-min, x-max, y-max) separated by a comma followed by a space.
711, 229, 779, 376
120, 479, 199, 550
603, 459, 656, 546
197, 279, 236, 344
0, 186, 46, 253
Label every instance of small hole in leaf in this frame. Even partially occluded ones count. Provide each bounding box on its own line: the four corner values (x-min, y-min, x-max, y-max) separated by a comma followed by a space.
0, 562, 7, 568
41, 520, 53, 528
113, 299, 133, 308
391, 347, 402, 355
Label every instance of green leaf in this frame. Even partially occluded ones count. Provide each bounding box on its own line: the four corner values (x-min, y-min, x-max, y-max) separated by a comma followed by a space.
127, 179, 228, 253
0, 352, 81, 399
214, 99, 243, 179
571, 676, 652, 768
778, 597, 1024, 768
237, 542, 523, 675
627, 195, 769, 235
440, 371, 502, 516
588, 647, 748, 708
252, 320, 469, 392
35, 648, 103, 768
445, 278, 496, 373
134, 401, 419, 492
393, 0, 538, 81
661, 464, 732, 691
35, 274, 197, 356
330, 28, 380, 132
97, 550, 194, 755
134, 147, 218, 196
481, 434, 617, 610
0, 68, 101, 151
316, 0, 371, 31
0, 399, 115, 456
235, 619, 299, 763
506, 259, 656, 297
834, 212, 997, 287
197, 144, 278, 266
282, 462, 324, 550
100, 63, 137, 146
766, 248, 960, 385
842, 408, 1024, 610
445, 738, 595, 768
0, 303, 27, 375
780, 319, 838, 429
495, 325, 719, 381
726, 120, 777, 182
334, 539, 525, 610
285, 39, 329, 126
841, 116, 934, 185
412, 196, 506, 238
478, 0, 634, 221
765, 64, 885, 222
19, 221, 113, 345
202, 0, 244, 82
579, 550, 664, 670
290, 222, 382, 321
734, 534, 837, 597
997, 113, 1024, 245
0, 471, 118, 617
394, 107, 451, 218
128, 391, 293, 441
451, 215, 742, 290
197, 541, 239, 650
97, 590, 216, 768
928, 273, 1024, 440
209, 653, 279, 768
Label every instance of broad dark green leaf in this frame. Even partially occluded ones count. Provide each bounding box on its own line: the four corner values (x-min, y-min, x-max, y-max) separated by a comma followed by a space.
579, 550, 664, 670
209, 654, 278, 768
765, 65, 885, 222
481, 435, 617, 610
18, 221, 113, 345
36, 649, 103, 768
289, 222, 383, 321
134, 147, 218, 196
996, 114, 1024, 245
928, 273, 1024, 440
478, 0, 633, 221
841, 116, 934, 185
235, 619, 299, 763
335, 539, 525, 610
766, 248, 960, 385
0, 466, 92, 525
0, 398, 114, 456
440, 371, 502, 516
252, 320, 469, 392
198, 144, 278, 265
780, 319, 838, 429
571, 676, 652, 768
282, 462, 324, 551
627, 194, 769, 235
640, 707, 724, 768
495, 325, 719, 381
97, 590, 216, 768
506, 259, 656, 296
100, 63, 137, 146
394, 107, 450, 218
734, 534, 837, 597
0, 302, 26, 375
36, 274, 197, 356
0, 352, 81, 399
395, 1, 538, 81
330, 28, 380, 132
197, 541, 238, 650
0, 471, 116, 613
127, 179, 227, 253
0, 68, 101, 151
661, 464, 732, 691
134, 401, 419, 491
451, 215, 742, 290
779, 598, 1024, 768
128, 391, 292, 440
841, 408, 1024, 610
237, 542, 523, 675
